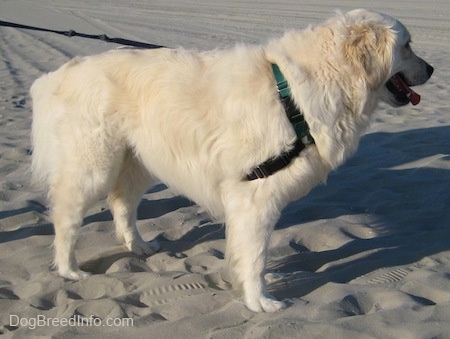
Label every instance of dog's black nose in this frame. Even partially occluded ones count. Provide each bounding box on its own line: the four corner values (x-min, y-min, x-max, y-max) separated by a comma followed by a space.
427, 63, 434, 77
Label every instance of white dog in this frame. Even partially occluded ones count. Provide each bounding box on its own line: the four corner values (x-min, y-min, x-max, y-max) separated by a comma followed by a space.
31, 9, 433, 312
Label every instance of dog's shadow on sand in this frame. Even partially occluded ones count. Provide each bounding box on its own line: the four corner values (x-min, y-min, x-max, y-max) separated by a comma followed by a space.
268, 125, 450, 299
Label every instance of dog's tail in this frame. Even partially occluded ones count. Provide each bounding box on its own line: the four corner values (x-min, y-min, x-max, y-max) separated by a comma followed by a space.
29, 73, 60, 191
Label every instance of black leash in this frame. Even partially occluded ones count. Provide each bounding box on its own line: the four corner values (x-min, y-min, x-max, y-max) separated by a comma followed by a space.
0, 20, 165, 49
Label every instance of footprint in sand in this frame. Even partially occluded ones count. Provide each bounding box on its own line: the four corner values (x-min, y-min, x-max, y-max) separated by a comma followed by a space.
350, 264, 420, 285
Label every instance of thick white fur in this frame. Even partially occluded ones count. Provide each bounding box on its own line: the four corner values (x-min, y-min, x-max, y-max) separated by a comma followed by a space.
30, 9, 431, 312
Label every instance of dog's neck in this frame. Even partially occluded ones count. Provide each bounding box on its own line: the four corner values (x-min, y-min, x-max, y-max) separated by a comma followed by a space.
246, 64, 314, 181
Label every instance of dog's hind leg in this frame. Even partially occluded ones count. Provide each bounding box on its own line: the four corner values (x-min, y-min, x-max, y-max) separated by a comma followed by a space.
224, 185, 287, 312
49, 138, 128, 280
51, 174, 99, 280
108, 150, 160, 256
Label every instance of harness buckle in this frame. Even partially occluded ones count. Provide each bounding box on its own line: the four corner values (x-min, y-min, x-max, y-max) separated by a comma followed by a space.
253, 166, 269, 179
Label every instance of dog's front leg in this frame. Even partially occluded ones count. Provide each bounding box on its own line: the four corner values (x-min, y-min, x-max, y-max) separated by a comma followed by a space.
223, 185, 286, 312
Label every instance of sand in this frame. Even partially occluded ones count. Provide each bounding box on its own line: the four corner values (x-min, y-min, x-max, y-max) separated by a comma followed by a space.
0, 0, 449, 338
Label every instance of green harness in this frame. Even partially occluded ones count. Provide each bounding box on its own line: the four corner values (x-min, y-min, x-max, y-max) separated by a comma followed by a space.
246, 64, 314, 180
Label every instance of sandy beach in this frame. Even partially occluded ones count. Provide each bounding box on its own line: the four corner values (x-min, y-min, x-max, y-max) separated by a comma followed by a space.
0, 0, 449, 337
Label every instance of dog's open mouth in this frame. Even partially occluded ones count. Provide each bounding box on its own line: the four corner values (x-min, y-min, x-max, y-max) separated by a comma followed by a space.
386, 73, 421, 106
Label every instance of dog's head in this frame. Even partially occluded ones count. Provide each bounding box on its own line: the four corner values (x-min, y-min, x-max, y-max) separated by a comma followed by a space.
342, 9, 433, 107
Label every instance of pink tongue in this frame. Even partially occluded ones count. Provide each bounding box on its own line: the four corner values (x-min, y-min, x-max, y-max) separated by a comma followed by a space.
407, 87, 421, 106
394, 74, 421, 105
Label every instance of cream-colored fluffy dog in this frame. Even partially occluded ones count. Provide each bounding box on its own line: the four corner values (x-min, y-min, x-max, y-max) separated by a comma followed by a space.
31, 9, 433, 312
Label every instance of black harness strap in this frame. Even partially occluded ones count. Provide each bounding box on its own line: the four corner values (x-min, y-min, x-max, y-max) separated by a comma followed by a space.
246, 139, 306, 180
0, 20, 165, 49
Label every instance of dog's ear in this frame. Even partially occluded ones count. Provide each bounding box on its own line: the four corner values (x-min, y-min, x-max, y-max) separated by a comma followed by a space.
344, 23, 394, 89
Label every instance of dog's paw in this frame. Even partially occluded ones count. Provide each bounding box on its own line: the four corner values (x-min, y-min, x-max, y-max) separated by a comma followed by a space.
127, 239, 160, 256
246, 295, 287, 313
58, 268, 91, 281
